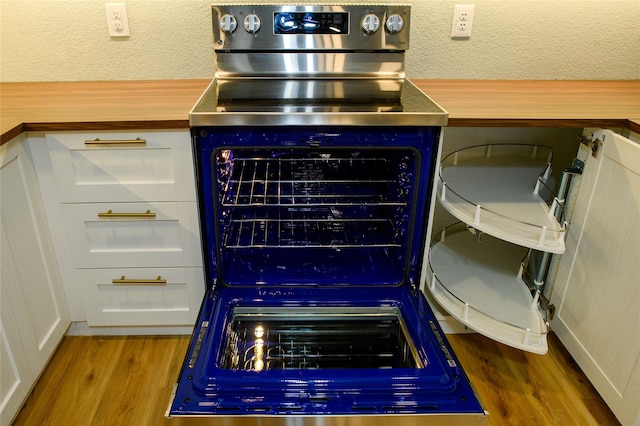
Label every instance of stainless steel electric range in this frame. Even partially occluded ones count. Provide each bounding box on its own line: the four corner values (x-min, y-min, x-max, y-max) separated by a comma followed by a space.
167, 4, 487, 425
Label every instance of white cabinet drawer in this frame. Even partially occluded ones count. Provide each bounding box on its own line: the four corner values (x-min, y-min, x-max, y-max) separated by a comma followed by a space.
46, 130, 196, 203
62, 202, 202, 268
78, 267, 205, 326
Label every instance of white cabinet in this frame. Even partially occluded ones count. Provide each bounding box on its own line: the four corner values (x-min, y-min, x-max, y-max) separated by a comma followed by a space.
31, 130, 204, 329
424, 127, 639, 424
1, 136, 70, 425
549, 129, 640, 426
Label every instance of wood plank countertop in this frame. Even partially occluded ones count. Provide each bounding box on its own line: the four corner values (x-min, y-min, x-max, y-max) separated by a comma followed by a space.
2, 79, 639, 145
414, 80, 640, 130
0, 80, 210, 144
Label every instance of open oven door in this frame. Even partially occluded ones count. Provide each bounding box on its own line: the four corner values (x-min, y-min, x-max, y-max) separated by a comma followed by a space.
167, 285, 486, 422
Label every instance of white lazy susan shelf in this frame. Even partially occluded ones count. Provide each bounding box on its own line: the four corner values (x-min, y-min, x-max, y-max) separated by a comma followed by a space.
427, 225, 549, 354
436, 144, 566, 254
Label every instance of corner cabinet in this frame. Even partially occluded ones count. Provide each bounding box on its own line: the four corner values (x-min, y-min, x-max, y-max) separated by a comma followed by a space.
29, 130, 204, 330
549, 129, 640, 426
423, 127, 639, 425
1, 135, 70, 425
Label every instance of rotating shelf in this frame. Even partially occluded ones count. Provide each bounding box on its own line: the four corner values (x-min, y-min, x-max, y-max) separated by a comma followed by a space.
436, 144, 566, 254
427, 225, 548, 354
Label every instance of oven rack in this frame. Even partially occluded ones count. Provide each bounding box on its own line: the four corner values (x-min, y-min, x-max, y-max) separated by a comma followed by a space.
221, 156, 406, 207
220, 155, 408, 249
223, 215, 401, 249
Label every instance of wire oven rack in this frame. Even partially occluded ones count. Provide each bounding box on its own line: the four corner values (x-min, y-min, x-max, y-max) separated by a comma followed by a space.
219, 155, 409, 249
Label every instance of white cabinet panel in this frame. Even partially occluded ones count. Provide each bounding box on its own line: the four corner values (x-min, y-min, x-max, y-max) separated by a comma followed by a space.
78, 267, 204, 326
551, 129, 640, 426
1, 248, 34, 426
0, 139, 70, 370
1, 136, 70, 423
46, 130, 196, 203
62, 202, 201, 268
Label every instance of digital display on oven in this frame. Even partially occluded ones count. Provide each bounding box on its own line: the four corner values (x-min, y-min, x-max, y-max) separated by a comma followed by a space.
274, 12, 349, 34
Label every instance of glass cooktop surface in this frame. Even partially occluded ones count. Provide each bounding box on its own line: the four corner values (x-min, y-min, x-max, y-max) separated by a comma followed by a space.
190, 78, 447, 126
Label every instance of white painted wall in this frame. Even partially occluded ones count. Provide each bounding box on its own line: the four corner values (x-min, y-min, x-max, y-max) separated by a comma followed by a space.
1, 0, 639, 82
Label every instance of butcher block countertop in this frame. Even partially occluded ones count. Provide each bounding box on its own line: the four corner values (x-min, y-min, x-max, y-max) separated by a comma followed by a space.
2, 79, 639, 145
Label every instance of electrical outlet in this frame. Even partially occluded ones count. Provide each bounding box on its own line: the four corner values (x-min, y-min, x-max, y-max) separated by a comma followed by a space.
451, 4, 474, 38
106, 3, 130, 37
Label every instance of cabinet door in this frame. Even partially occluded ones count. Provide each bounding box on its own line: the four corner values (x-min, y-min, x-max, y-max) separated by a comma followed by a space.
550, 129, 640, 426
1, 137, 71, 422
1, 243, 34, 426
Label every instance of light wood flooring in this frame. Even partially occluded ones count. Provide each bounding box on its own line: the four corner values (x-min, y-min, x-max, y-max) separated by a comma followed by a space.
12, 332, 620, 426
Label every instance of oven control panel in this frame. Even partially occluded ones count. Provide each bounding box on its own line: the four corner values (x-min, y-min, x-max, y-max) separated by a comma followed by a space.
212, 4, 410, 51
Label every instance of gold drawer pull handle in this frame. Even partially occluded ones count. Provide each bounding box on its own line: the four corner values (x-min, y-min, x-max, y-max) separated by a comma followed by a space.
98, 209, 156, 219
84, 138, 147, 145
112, 276, 167, 285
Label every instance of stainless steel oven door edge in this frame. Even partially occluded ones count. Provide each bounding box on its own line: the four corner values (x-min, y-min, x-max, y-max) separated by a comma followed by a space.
166, 365, 489, 423
165, 413, 488, 425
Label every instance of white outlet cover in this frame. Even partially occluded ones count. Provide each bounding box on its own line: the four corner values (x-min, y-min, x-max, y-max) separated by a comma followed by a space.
106, 3, 130, 37
451, 4, 475, 38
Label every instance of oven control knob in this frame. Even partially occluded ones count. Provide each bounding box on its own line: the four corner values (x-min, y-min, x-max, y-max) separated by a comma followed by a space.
219, 14, 238, 34
244, 14, 261, 34
361, 14, 380, 34
385, 14, 404, 34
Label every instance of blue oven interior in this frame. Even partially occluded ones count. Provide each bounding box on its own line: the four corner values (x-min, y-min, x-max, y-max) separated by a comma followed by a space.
169, 126, 484, 416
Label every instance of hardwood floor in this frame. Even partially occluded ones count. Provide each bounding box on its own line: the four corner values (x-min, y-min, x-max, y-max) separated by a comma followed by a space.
447, 333, 619, 425
12, 332, 620, 426
12, 335, 188, 426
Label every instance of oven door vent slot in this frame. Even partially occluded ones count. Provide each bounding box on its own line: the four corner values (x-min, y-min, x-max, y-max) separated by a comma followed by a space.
188, 320, 209, 368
